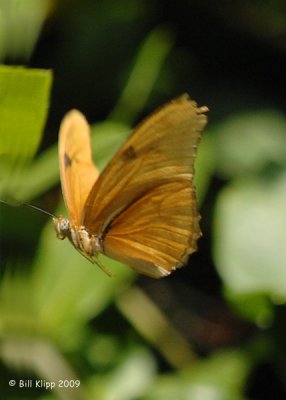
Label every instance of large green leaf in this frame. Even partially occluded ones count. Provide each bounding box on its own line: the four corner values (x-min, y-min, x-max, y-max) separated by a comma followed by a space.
0, 65, 52, 200
214, 173, 286, 308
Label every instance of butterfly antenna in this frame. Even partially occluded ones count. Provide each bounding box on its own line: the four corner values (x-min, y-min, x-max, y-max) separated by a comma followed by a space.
22, 203, 56, 218
0, 199, 56, 218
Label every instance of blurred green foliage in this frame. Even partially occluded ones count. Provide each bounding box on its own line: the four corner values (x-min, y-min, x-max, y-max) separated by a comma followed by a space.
0, 65, 52, 202
1, 1, 286, 399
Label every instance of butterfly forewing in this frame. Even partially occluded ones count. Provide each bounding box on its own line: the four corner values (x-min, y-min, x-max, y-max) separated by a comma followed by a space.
59, 110, 99, 226
82, 94, 207, 277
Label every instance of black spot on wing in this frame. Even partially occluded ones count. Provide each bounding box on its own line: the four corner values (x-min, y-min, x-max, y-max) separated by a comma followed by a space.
64, 152, 72, 168
122, 146, 137, 161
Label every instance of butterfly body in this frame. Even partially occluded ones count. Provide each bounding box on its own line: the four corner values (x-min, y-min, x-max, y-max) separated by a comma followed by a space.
55, 94, 208, 278
53, 216, 102, 257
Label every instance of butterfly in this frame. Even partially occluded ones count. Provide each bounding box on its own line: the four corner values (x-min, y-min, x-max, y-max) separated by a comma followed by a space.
53, 94, 208, 278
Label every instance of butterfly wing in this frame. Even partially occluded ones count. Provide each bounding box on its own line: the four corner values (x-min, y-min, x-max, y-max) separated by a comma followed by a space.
83, 94, 207, 277
102, 180, 201, 278
59, 110, 99, 226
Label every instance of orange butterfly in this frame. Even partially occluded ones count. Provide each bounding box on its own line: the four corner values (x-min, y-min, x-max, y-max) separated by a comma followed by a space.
53, 94, 208, 278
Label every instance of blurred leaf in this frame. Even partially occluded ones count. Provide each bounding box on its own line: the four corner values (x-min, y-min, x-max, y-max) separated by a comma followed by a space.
214, 172, 286, 304
0, 336, 87, 399
0, 271, 36, 336
85, 333, 122, 369
116, 287, 196, 368
143, 348, 252, 400
0, 0, 51, 61
214, 111, 286, 178
0, 65, 52, 201
30, 206, 135, 347
0, 272, 91, 399
109, 26, 174, 124
90, 348, 156, 400
12, 143, 59, 203
224, 291, 274, 327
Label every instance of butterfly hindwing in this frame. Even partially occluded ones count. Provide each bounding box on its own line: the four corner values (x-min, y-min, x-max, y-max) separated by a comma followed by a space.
103, 181, 200, 278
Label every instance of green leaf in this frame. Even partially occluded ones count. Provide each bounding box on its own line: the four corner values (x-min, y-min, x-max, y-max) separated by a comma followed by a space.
90, 348, 156, 400
109, 26, 174, 124
214, 173, 286, 304
0, 0, 50, 61
0, 65, 52, 200
143, 349, 252, 400
224, 291, 274, 327
214, 111, 286, 178
30, 206, 136, 347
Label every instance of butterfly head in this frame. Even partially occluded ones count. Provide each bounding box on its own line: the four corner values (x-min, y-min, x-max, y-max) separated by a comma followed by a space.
53, 216, 70, 240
